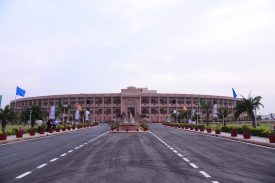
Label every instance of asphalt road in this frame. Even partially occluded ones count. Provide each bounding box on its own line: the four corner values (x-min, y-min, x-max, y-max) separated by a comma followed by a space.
0, 123, 274, 183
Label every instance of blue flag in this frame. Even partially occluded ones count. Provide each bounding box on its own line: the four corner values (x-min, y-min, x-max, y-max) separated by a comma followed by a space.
232, 88, 237, 99
16, 86, 26, 97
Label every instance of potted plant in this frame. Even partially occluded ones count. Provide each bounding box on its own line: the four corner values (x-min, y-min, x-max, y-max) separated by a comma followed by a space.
0, 129, 7, 140
141, 124, 149, 131
38, 124, 46, 134
200, 126, 205, 132
269, 131, 275, 143
243, 126, 251, 139
231, 128, 237, 137
49, 126, 54, 133
16, 127, 24, 138
206, 127, 212, 133
29, 128, 36, 136
72, 124, 76, 130
190, 125, 194, 130
195, 126, 199, 131
214, 125, 221, 134
67, 124, 71, 130
56, 125, 61, 132
61, 125, 66, 131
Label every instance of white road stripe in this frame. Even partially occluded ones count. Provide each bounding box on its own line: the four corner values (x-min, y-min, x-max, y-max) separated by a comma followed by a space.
200, 171, 211, 178
177, 154, 183, 157
50, 158, 59, 162
212, 181, 220, 183
16, 171, 32, 179
84, 143, 87, 145
183, 158, 190, 162
75, 147, 79, 149
60, 153, 67, 157
37, 164, 47, 169
189, 163, 199, 169
173, 150, 178, 153
68, 150, 73, 153
80, 145, 83, 147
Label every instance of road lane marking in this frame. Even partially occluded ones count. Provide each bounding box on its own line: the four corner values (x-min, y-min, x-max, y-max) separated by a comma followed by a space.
68, 150, 73, 153
189, 163, 199, 169
16, 172, 32, 179
50, 158, 59, 162
173, 150, 178, 153
183, 158, 190, 162
80, 145, 83, 147
177, 153, 183, 157
75, 147, 79, 149
200, 171, 211, 178
84, 143, 87, 145
60, 153, 67, 157
37, 164, 47, 169
212, 181, 220, 183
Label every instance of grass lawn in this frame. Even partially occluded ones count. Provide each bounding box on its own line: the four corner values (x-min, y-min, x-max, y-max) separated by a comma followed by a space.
209, 121, 275, 131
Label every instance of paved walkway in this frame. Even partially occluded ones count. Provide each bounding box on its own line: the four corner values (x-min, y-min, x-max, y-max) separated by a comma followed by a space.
167, 126, 275, 148
0, 127, 96, 144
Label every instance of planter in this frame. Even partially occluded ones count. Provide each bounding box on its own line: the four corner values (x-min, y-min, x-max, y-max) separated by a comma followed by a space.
195, 128, 199, 131
39, 129, 45, 134
29, 129, 35, 136
184, 126, 188, 129
117, 128, 119, 132
0, 133, 7, 140
269, 135, 275, 143
207, 129, 212, 133
62, 128, 66, 131
67, 127, 71, 130
243, 131, 251, 139
72, 126, 76, 130
231, 129, 237, 137
56, 129, 61, 132
200, 128, 204, 132
190, 127, 193, 130
215, 130, 221, 134
16, 132, 23, 138
49, 129, 54, 133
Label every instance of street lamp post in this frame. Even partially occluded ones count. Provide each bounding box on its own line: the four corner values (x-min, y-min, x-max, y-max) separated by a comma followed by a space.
222, 110, 224, 126
29, 109, 32, 126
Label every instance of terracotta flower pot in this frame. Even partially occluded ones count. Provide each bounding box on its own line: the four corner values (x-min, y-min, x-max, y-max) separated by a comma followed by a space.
16, 132, 23, 138
56, 129, 61, 132
72, 126, 76, 130
67, 127, 71, 130
49, 129, 54, 133
195, 128, 198, 131
0, 134, 7, 140
215, 130, 221, 134
29, 129, 35, 136
62, 128, 66, 131
39, 129, 45, 134
269, 135, 275, 143
207, 129, 212, 133
190, 127, 193, 130
243, 131, 251, 139
200, 128, 204, 132
231, 130, 237, 137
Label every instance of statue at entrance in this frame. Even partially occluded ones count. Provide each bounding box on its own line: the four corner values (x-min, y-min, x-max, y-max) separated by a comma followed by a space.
128, 110, 135, 124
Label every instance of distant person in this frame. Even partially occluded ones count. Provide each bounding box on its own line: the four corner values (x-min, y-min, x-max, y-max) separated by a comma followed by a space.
47, 120, 52, 131
74, 109, 80, 125
85, 109, 90, 123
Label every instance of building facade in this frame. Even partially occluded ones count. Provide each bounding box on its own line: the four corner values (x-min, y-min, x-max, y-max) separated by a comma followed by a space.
11, 86, 238, 122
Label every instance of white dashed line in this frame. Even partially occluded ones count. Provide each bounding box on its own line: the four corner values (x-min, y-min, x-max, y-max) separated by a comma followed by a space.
200, 171, 211, 178
75, 147, 79, 149
183, 158, 190, 162
80, 145, 83, 147
68, 150, 73, 153
173, 150, 178, 153
50, 158, 59, 162
84, 143, 87, 145
60, 153, 67, 157
189, 163, 199, 169
212, 181, 220, 183
37, 164, 47, 169
16, 171, 32, 179
177, 153, 183, 157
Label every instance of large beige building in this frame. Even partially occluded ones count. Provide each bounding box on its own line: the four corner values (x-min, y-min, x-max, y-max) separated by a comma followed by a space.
11, 86, 237, 122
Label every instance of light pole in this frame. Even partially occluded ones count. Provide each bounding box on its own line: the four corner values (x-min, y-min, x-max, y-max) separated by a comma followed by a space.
29, 109, 32, 126
222, 110, 224, 126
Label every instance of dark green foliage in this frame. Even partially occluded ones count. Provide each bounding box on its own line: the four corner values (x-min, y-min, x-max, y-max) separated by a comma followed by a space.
0, 105, 18, 132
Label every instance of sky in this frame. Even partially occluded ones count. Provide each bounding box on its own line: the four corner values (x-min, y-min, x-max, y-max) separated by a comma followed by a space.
0, 0, 274, 114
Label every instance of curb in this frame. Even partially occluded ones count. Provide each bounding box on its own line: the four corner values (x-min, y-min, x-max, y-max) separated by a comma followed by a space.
167, 126, 275, 149
0, 126, 98, 145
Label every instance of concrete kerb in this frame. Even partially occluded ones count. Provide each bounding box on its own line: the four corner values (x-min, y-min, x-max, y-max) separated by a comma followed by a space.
0, 126, 98, 145
168, 126, 275, 149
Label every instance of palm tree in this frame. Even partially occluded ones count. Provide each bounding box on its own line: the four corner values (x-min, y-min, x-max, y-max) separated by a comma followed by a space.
0, 105, 17, 132
234, 94, 264, 128
200, 100, 212, 126
217, 107, 229, 126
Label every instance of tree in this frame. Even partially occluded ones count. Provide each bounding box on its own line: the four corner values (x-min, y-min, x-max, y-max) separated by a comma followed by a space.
20, 105, 45, 127
200, 100, 212, 126
234, 94, 264, 128
217, 107, 229, 126
0, 105, 18, 132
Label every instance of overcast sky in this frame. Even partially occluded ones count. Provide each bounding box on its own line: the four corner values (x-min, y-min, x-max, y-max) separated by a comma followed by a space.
0, 0, 274, 114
